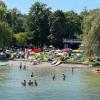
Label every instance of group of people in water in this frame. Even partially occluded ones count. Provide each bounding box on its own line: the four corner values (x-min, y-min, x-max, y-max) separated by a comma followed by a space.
19, 62, 38, 87
21, 79, 38, 86
52, 73, 66, 80
21, 72, 38, 87
52, 67, 74, 80
19, 62, 26, 70
20, 62, 75, 87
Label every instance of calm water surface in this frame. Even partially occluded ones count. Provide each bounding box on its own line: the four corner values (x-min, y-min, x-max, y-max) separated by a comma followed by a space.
0, 64, 100, 100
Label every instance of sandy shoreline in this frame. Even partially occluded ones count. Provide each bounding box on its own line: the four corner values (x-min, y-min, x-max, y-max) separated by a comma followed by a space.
0, 60, 89, 68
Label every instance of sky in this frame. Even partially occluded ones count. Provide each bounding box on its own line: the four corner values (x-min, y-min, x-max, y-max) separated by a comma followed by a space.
3, 0, 100, 14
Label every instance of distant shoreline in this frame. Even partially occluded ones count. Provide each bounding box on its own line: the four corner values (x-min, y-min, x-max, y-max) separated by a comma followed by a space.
0, 60, 89, 68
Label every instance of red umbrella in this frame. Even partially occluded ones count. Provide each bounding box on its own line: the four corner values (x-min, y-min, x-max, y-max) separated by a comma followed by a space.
33, 48, 40, 53
30, 51, 37, 55
62, 48, 72, 52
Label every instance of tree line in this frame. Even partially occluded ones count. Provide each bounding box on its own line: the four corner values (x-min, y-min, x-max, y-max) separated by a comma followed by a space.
0, 1, 100, 55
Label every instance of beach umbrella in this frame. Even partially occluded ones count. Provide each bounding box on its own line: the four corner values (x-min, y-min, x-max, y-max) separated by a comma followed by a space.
30, 51, 37, 55
56, 53, 64, 56
55, 49, 61, 53
33, 48, 40, 53
72, 50, 80, 53
62, 48, 72, 52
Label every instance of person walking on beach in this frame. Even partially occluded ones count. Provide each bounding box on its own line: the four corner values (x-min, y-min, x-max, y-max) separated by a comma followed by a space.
19, 62, 22, 70
62, 74, 66, 80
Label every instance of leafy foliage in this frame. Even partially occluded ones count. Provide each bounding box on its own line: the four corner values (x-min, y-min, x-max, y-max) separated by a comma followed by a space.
65, 11, 82, 39
25, 2, 51, 47
0, 21, 13, 48
15, 32, 28, 46
82, 9, 100, 56
48, 10, 67, 47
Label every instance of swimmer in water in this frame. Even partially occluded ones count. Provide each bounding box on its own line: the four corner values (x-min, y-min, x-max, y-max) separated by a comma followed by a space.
28, 80, 32, 86
21, 80, 26, 86
31, 72, 34, 77
62, 74, 66, 80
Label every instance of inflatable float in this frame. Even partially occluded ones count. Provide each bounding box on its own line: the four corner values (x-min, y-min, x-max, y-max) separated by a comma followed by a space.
51, 60, 57, 65
55, 61, 61, 66
92, 69, 100, 74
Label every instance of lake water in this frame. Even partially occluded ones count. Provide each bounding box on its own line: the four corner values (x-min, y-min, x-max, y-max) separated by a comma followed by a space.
0, 64, 100, 100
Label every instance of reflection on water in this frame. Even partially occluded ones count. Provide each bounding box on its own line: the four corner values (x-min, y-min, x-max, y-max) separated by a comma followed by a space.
0, 65, 100, 100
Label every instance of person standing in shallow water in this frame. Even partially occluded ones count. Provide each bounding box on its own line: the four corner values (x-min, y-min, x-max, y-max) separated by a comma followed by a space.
23, 63, 26, 70
62, 74, 66, 80
19, 62, 22, 70
31, 72, 34, 77
34, 80, 38, 86
72, 67, 74, 74
52, 74, 56, 80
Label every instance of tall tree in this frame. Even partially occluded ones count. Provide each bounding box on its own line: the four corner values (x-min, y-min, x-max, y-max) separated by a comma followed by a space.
25, 2, 51, 47
5, 8, 25, 33
48, 10, 67, 48
15, 32, 28, 46
0, 1, 7, 8
65, 11, 82, 39
0, 21, 13, 48
82, 9, 100, 56
0, 1, 7, 21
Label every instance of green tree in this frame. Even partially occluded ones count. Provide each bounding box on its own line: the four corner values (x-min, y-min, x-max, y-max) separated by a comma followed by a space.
25, 2, 51, 47
48, 10, 67, 48
82, 9, 100, 56
0, 21, 13, 48
0, 1, 7, 22
0, 1, 7, 8
5, 8, 25, 33
15, 32, 28, 46
65, 11, 82, 39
